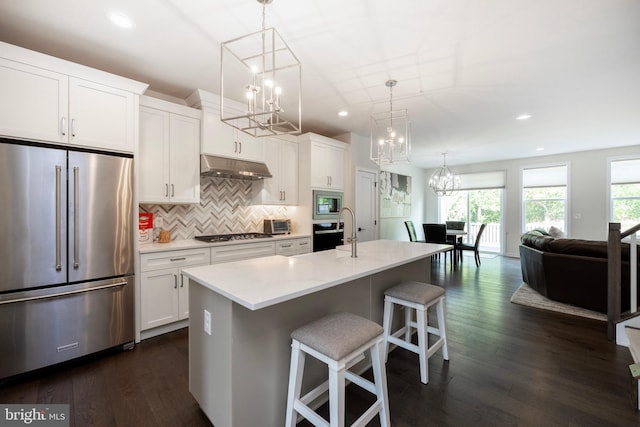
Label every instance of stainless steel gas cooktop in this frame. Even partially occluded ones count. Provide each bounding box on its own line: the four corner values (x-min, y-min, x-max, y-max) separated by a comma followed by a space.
194, 233, 272, 243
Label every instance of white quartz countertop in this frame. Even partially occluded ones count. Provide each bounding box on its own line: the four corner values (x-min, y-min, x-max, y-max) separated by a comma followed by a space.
182, 240, 451, 310
138, 233, 311, 254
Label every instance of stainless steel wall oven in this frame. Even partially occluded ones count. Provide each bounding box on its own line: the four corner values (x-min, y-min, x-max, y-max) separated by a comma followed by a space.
312, 222, 344, 252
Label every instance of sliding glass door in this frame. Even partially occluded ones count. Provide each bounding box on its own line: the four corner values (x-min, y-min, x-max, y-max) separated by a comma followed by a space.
440, 189, 503, 253
438, 171, 505, 254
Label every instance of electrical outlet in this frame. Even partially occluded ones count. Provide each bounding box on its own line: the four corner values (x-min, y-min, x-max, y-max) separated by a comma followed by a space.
204, 309, 211, 335
155, 217, 163, 228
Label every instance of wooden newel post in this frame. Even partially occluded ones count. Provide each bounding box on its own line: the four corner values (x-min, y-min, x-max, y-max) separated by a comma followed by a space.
607, 222, 622, 341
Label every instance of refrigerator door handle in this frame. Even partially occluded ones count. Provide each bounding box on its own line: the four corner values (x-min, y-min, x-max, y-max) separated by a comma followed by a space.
73, 166, 79, 269
55, 165, 62, 271
0, 281, 127, 305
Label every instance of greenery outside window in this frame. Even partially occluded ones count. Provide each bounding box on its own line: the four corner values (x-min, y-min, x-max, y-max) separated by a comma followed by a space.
439, 171, 505, 253
522, 165, 568, 233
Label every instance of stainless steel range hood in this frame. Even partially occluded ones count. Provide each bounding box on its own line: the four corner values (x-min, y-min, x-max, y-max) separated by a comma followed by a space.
200, 154, 272, 180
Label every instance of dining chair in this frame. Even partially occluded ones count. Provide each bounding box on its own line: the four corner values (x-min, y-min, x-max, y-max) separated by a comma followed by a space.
457, 223, 487, 267
423, 223, 453, 264
404, 220, 419, 242
445, 220, 465, 244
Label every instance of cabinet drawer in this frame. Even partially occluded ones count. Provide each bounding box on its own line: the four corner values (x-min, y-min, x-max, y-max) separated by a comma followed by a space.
276, 238, 311, 256
140, 248, 211, 272
211, 242, 275, 264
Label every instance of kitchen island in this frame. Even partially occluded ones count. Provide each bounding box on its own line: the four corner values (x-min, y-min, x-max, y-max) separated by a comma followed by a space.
182, 240, 449, 427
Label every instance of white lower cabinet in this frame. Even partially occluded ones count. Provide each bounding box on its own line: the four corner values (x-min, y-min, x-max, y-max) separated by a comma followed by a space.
140, 248, 211, 331
276, 237, 312, 256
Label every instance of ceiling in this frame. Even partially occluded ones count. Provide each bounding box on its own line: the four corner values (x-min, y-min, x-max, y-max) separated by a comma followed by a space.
1, 0, 639, 168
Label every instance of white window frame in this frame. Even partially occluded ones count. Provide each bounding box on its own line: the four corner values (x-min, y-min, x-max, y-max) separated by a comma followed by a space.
608, 155, 640, 233
521, 162, 570, 235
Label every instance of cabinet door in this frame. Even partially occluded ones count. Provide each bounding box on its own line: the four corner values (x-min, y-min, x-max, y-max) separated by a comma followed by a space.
69, 77, 135, 152
235, 129, 264, 161
169, 114, 200, 203
178, 271, 190, 320
139, 106, 170, 203
262, 138, 282, 204
0, 58, 68, 144
279, 140, 298, 204
201, 107, 236, 157
326, 145, 345, 190
310, 141, 330, 188
140, 268, 179, 330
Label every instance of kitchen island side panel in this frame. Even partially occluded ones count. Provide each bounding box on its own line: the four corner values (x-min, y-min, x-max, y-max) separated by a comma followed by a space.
189, 281, 233, 427
189, 257, 430, 427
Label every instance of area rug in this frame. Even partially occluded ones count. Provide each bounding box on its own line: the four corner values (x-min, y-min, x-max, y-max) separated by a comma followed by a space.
510, 283, 606, 321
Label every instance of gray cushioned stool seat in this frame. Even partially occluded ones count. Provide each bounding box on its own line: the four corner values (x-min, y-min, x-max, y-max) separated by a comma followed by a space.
384, 281, 444, 305
291, 311, 383, 361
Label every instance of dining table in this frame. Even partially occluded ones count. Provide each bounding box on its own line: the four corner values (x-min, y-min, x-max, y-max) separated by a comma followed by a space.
446, 229, 467, 265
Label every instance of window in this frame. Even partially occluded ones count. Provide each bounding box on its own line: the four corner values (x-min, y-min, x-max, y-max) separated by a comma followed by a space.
439, 171, 505, 253
610, 158, 640, 232
522, 164, 568, 233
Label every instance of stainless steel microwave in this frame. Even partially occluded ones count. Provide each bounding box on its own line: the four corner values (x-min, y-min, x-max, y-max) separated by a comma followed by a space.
313, 190, 343, 220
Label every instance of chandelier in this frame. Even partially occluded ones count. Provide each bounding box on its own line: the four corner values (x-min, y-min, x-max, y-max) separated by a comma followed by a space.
370, 80, 411, 164
220, 0, 301, 137
429, 153, 460, 196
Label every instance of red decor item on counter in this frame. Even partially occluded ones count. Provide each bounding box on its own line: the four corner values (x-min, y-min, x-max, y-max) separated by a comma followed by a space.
138, 213, 153, 243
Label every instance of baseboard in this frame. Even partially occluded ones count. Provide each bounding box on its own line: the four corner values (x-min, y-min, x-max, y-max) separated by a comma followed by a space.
140, 319, 189, 341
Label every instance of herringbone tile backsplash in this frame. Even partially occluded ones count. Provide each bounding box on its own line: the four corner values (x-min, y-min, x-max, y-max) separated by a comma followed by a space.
140, 177, 290, 241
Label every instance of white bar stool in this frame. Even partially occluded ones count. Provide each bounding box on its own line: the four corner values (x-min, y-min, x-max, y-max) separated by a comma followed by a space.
285, 311, 390, 427
382, 281, 449, 384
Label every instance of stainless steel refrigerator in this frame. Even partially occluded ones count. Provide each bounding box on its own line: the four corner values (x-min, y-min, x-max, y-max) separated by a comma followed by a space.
0, 139, 134, 379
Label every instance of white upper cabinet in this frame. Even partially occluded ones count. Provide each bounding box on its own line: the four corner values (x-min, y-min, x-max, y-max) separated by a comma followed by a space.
309, 137, 346, 190
187, 89, 264, 162
68, 78, 135, 152
139, 97, 200, 204
0, 59, 68, 143
257, 137, 298, 205
0, 42, 147, 152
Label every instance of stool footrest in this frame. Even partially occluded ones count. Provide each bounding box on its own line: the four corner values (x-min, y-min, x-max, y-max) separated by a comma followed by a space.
387, 335, 419, 354
353, 400, 384, 427
294, 400, 328, 427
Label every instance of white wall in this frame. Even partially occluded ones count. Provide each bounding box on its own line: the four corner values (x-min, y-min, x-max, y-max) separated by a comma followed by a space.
424, 145, 640, 257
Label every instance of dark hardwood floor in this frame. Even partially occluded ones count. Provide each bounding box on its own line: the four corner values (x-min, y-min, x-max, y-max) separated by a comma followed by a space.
2, 254, 639, 426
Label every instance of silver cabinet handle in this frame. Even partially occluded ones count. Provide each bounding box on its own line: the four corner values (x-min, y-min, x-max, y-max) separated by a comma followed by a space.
234, 141, 238, 153
0, 281, 127, 305
73, 167, 79, 269
281, 244, 292, 248
170, 257, 187, 262
174, 274, 178, 289
71, 118, 76, 137
55, 165, 62, 271
60, 117, 67, 136
171, 184, 174, 197
238, 141, 242, 154
165, 184, 169, 197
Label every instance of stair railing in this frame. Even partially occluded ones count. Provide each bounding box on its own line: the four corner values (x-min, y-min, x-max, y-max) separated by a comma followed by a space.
607, 222, 640, 340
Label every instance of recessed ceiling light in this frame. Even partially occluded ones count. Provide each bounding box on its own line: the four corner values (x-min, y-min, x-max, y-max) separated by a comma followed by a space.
536, 147, 545, 151
108, 12, 135, 29
516, 114, 532, 120
338, 110, 348, 117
